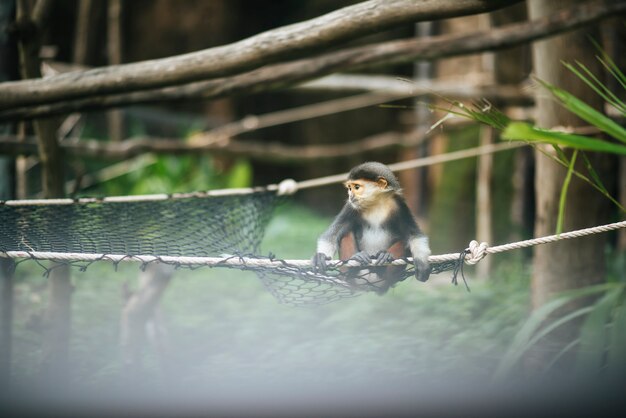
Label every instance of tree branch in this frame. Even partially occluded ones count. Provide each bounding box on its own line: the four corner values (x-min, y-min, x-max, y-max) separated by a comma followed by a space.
0, 0, 619, 121
0, 131, 418, 162
296, 74, 533, 105
0, 120, 472, 163
0, 0, 519, 110
31, 0, 54, 28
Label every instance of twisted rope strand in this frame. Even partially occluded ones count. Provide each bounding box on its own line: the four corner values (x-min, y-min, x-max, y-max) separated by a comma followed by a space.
2, 220, 624, 267
0, 142, 524, 206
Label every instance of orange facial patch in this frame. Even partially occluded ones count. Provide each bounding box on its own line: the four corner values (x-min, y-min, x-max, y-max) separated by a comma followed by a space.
345, 178, 388, 197
344, 179, 371, 198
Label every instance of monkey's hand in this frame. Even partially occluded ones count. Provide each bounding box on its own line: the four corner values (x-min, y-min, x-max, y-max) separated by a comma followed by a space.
413, 259, 432, 282
349, 251, 373, 266
311, 252, 330, 273
374, 250, 395, 266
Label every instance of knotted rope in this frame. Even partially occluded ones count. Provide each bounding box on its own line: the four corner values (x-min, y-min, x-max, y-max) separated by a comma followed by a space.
2, 220, 624, 268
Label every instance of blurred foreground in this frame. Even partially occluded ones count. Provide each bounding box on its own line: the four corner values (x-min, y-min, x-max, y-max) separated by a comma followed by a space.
2, 205, 625, 417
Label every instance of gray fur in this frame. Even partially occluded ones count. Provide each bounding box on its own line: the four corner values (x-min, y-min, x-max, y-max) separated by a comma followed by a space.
348, 162, 401, 191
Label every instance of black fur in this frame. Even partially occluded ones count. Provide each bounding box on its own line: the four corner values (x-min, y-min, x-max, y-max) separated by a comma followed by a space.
348, 162, 401, 190
333, 195, 421, 254
313, 162, 431, 286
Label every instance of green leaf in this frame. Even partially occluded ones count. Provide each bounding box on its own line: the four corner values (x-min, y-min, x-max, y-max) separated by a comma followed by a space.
226, 159, 253, 189
429, 100, 510, 130
599, 55, 626, 95
591, 39, 626, 93
535, 78, 626, 144
581, 152, 609, 196
542, 338, 579, 375
536, 148, 626, 213
503, 122, 626, 156
564, 61, 626, 116
607, 301, 626, 380
574, 288, 620, 376
497, 306, 593, 380
552, 145, 567, 163
493, 284, 615, 380
556, 149, 577, 235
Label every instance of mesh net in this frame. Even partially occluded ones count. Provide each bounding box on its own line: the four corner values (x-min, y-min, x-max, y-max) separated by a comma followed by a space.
256, 258, 461, 306
0, 192, 461, 306
0, 193, 276, 256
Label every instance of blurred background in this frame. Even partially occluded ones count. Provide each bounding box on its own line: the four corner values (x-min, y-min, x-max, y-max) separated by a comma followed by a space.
0, 0, 625, 416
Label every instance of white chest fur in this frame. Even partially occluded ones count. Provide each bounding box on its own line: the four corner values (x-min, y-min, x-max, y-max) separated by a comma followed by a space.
360, 226, 392, 254
360, 198, 396, 254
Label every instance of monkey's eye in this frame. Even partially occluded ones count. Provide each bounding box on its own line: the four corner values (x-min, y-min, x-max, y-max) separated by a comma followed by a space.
353, 184, 360, 190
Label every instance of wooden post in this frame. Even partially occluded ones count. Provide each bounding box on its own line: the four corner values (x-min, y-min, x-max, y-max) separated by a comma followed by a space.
476, 125, 494, 278
413, 21, 434, 220
16, 0, 72, 388
73, 0, 94, 65
491, 3, 533, 244
0, 259, 14, 391
107, 0, 124, 142
528, 0, 615, 309
0, 0, 17, 391
474, 14, 495, 279
120, 264, 174, 380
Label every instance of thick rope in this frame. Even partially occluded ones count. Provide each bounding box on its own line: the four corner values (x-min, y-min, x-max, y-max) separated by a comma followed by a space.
0, 141, 524, 206
2, 220, 624, 267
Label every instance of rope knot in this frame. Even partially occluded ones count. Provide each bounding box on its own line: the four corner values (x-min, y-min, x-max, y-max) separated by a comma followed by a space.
277, 178, 298, 196
465, 240, 489, 265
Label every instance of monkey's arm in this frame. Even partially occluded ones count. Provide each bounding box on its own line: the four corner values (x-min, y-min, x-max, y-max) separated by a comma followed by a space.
409, 235, 431, 282
312, 204, 354, 272
396, 201, 431, 282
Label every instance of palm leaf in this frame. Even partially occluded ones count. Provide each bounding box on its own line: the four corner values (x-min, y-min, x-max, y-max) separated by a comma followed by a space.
503, 122, 626, 156
607, 301, 626, 379
563, 61, 626, 115
534, 78, 626, 144
580, 152, 610, 196
591, 38, 626, 93
493, 284, 615, 380
574, 287, 620, 376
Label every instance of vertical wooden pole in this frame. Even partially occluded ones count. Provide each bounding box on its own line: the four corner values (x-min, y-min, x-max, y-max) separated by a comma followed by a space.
476, 125, 494, 278
475, 14, 494, 279
120, 264, 174, 381
15, 123, 28, 199
490, 3, 533, 244
0, 259, 14, 391
0, 0, 17, 391
16, 0, 73, 388
399, 21, 434, 219
107, 0, 124, 142
528, 0, 613, 310
73, 0, 93, 65
620, 160, 626, 251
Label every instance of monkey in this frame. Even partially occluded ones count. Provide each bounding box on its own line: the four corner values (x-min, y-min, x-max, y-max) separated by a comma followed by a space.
311, 161, 431, 294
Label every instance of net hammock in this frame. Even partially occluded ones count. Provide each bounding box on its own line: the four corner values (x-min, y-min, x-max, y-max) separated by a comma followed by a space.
0, 189, 462, 306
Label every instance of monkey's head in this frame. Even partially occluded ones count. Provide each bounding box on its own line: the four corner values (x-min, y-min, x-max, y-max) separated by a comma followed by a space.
345, 162, 401, 209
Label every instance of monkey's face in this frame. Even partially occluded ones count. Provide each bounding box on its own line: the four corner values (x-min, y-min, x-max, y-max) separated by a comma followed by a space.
345, 178, 389, 210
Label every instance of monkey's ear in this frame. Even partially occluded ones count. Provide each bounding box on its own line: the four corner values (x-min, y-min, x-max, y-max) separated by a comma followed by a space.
377, 177, 388, 189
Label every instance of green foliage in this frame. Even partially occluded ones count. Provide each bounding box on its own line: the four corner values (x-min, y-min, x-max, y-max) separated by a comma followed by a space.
557, 149, 578, 234
502, 122, 626, 156
494, 282, 626, 381
442, 48, 626, 234
535, 75, 626, 144
438, 49, 626, 380
96, 156, 253, 196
